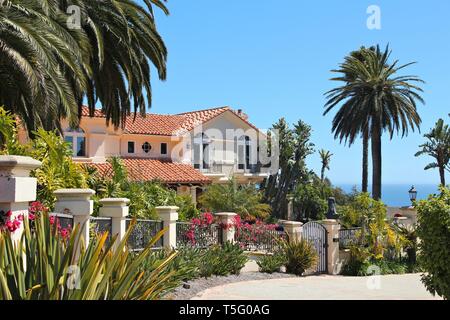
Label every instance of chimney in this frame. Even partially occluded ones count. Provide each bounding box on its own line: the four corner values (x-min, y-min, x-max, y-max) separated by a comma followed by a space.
236, 109, 249, 121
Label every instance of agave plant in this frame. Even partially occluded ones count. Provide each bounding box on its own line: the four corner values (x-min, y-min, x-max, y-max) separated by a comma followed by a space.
280, 237, 318, 276
0, 211, 176, 300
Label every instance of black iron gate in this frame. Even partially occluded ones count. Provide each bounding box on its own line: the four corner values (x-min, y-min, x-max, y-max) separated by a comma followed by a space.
302, 221, 328, 273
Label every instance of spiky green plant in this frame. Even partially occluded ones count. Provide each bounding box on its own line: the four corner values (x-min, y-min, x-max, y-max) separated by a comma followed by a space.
280, 237, 318, 276
0, 212, 176, 300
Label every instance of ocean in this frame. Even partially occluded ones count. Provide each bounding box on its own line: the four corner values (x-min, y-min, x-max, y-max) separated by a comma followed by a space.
336, 184, 441, 207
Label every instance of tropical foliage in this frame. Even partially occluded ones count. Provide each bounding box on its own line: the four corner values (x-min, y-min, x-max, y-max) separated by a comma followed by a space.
416, 187, 450, 300
198, 178, 271, 221
0, 207, 180, 300
88, 157, 199, 220
0, 107, 89, 208
262, 118, 315, 218
319, 149, 333, 182
339, 193, 415, 276
415, 118, 450, 186
0, 0, 168, 133
324, 45, 425, 200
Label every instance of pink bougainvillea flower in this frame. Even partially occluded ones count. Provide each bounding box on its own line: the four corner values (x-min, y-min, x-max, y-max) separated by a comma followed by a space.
28, 213, 35, 221
49, 216, 55, 225
6, 210, 12, 217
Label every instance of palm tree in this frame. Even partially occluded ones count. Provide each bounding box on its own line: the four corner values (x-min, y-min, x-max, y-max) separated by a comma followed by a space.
0, 1, 89, 132
0, 0, 168, 134
324, 45, 425, 200
319, 149, 333, 182
324, 47, 374, 193
415, 118, 450, 186
66, 0, 168, 128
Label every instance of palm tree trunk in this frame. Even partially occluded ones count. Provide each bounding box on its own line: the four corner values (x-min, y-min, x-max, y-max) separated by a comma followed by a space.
439, 165, 446, 186
321, 166, 325, 182
362, 129, 369, 193
371, 123, 382, 200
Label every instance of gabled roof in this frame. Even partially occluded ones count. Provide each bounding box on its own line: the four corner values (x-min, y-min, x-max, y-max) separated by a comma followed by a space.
80, 106, 258, 136
88, 158, 211, 185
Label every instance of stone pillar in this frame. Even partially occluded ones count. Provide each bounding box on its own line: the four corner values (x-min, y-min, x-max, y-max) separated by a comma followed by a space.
282, 221, 303, 242
215, 212, 237, 244
54, 189, 95, 248
156, 206, 179, 249
99, 198, 129, 251
322, 219, 340, 275
0, 155, 41, 242
190, 186, 197, 205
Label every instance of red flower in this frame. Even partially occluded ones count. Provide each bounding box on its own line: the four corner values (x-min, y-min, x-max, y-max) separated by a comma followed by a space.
60, 228, 70, 239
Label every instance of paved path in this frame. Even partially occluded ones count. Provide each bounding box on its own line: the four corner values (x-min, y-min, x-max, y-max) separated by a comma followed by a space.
192, 273, 442, 300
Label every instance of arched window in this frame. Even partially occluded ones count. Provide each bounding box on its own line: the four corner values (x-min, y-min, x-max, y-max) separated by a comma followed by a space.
64, 127, 86, 157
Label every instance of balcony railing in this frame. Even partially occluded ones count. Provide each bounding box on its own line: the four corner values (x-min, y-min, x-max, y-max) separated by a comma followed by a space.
199, 162, 267, 175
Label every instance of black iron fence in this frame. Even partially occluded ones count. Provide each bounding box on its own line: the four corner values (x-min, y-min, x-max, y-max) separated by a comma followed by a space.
235, 228, 286, 252
339, 227, 363, 249
90, 217, 113, 244
126, 218, 164, 251
176, 222, 222, 248
50, 213, 74, 230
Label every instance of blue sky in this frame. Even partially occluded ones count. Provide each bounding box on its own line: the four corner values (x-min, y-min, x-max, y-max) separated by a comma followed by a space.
143, 0, 450, 185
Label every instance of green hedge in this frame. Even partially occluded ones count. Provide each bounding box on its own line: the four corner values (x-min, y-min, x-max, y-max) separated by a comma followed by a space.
416, 187, 450, 300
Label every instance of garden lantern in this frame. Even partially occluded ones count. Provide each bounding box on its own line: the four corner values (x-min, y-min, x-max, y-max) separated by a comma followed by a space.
408, 186, 417, 203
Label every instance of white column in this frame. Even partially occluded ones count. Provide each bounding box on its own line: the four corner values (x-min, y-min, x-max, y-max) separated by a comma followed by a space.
54, 189, 95, 248
99, 198, 129, 251
0, 155, 41, 242
282, 221, 303, 242
322, 219, 340, 275
215, 212, 237, 243
156, 206, 179, 249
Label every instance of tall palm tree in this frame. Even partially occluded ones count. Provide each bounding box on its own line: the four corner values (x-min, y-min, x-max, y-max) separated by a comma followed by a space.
415, 118, 450, 186
0, 0, 168, 134
65, 0, 168, 128
324, 45, 425, 200
324, 47, 374, 193
0, 1, 90, 132
319, 149, 333, 182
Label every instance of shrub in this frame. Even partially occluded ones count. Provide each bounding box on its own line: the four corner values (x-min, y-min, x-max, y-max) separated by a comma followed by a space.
199, 242, 248, 278
416, 187, 450, 300
140, 247, 203, 296
341, 245, 371, 276
257, 252, 286, 274
198, 178, 271, 220
0, 206, 176, 300
280, 238, 318, 276
88, 157, 199, 219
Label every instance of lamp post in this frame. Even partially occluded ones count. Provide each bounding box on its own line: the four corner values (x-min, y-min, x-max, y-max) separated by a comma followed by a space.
408, 185, 417, 204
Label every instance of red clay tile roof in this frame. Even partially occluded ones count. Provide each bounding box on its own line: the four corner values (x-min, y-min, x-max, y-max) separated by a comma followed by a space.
88, 158, 211, 185
80, 106, 259, 136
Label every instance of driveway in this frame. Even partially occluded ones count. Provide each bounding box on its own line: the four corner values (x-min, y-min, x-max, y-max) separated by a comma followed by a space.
191, 273, 442, 300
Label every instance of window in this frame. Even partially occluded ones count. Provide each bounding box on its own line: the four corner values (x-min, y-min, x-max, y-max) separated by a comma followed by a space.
64, 127, 86, 157
161, 143, 167, 155
128, 141, 135, 154
142, 142, 152, 153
